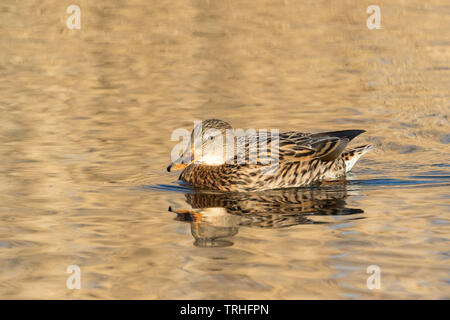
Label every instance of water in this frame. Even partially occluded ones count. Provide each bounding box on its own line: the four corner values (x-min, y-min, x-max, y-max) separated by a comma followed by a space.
0, 0, 449, 299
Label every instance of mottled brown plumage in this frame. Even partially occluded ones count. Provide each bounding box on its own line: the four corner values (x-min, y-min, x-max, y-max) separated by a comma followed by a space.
168, 119, 373, 192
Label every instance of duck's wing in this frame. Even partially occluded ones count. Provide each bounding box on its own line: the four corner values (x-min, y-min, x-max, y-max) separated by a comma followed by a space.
278, 130, 366, 162
229, 129, 365, 164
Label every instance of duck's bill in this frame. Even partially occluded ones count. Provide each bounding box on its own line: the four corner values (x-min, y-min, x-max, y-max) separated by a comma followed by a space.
167, 162, 189, 172
167, 147, 195, 172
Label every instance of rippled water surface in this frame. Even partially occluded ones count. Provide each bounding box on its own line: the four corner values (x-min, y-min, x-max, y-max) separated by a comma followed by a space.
0, 0, 449, 299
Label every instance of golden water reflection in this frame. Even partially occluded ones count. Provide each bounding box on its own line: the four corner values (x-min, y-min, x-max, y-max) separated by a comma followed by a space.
0, 0, 449, 299
172, 186, 364, 247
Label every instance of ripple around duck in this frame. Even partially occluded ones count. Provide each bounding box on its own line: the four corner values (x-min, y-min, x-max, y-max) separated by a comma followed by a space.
348, 173, 450, 189
349, 177, 450, 187
143, 183, 194, 193
145, 169, 450, 194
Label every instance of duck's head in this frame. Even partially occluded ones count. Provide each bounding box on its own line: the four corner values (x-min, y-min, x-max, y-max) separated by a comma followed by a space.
167, 119, 233, 172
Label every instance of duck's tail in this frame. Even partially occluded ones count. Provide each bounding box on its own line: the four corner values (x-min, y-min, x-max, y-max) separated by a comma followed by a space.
342, 145, 373, 173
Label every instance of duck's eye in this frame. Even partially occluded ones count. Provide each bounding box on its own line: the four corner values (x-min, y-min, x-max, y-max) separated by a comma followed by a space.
209, 136, 214, 141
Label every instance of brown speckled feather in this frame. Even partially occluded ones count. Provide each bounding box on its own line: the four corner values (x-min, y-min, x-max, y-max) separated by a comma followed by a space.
175, 120, 372, 192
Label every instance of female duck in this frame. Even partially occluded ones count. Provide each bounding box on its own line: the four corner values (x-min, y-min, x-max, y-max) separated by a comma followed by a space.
167, 119, 372, 192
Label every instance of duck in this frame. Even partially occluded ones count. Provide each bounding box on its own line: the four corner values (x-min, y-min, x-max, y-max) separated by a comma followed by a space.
167, 119, 372, 192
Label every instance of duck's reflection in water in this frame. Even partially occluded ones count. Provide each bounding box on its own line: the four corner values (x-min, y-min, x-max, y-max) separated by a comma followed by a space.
169, 185, 364, 247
